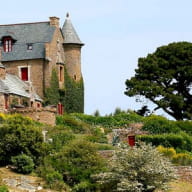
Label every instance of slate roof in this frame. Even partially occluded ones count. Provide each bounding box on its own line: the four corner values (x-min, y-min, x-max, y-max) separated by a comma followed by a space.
62, 14, 84, 45
0, 22, 56, 61
0, 74, 42, 101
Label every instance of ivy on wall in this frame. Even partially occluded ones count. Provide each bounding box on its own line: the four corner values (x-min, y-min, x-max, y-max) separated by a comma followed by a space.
44, 69, 60, 105
44, 67, 84, 113
63, 67, 84, 113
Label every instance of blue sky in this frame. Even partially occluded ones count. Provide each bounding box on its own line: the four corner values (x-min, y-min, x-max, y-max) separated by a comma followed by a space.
1, 0, 192, 116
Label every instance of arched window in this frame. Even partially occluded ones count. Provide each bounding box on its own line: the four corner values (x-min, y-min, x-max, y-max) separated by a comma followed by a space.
3, 37, 13, 52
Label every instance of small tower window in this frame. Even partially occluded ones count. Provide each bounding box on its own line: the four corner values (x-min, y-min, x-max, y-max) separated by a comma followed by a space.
74, 75, 76, 80
27, 43, 33, 50
3, 37, 12, 52
59, 66, 63, 81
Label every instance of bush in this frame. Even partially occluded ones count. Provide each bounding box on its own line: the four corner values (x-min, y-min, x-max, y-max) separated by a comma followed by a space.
175, 120, 192, 135
0, 186, 9, 192
157, 145, 176, 159
93, 143, 176, 192
50, 130, 75, 151
142, 115, 180, 134
56, 115, 91, 134
0, 114, 43, 165
11, 154, 34, 174
172, 153, 192, 166
72, 111, 143, 129
137, 132, 192, 152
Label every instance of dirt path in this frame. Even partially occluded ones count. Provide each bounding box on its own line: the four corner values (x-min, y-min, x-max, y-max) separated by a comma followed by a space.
0, 167, 55, 192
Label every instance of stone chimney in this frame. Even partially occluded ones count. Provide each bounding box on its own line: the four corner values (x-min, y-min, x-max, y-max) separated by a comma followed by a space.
49, 16, 60, 28
0, 48, 6, 80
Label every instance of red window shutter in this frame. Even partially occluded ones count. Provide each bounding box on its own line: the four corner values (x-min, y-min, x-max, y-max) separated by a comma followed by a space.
4, 95, 8, 109
21, 68, 28, 81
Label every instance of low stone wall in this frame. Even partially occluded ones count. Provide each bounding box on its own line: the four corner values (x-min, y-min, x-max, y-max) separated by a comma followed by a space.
175, 166, 192, 183
9, 107, 57, 126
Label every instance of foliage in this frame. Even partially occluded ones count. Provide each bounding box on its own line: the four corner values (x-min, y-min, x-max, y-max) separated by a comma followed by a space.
64, 67, 84, 113
44, 69, 60, 105
172, 153, 192, 166
142, 115, 180, 134
157, 145, 176, 159
11, 154, 34, 174
125, 42, 192, 120
0, 186, 9, 192
56, 114, 91, 134
175, 120, 192, 135
0, 114, 43, 165
93, 110, 100, 117
50, 130, 75, 152
93, 143, 175, 192
157, 145, 192, 166
137, 132, 192, 152
39, 139, 106, 191
72, 111, 144, 129
136, 105, 151, 116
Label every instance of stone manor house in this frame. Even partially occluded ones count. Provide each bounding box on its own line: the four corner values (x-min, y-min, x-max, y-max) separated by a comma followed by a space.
0, 14, 84, 113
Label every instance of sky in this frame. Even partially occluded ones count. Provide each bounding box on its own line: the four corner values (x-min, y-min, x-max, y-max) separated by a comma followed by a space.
1, 0, 192, 116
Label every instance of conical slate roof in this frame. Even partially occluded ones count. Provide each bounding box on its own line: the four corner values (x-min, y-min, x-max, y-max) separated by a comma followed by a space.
62, 13, 84, 45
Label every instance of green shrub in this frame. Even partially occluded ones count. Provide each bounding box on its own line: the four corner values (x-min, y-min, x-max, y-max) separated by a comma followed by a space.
175, 120, 192, 135
72, 111, 143, 129
142, 115, 180, 134
93, 143, 176, 192
172, 153, 192, 166
0, 186, 9, 192
0, 114, 43, 165
138, 132, 192, 152
157, 145, 176, 159
46, 171, 63, 184
11, 154, 34, 174
56, 115, 91, 134
73, 181, 95, 192
50, 130, 75, 151
137, 134, 184, 149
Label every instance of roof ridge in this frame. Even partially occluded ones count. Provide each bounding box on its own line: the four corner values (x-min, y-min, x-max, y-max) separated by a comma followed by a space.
0, 21, 50, 27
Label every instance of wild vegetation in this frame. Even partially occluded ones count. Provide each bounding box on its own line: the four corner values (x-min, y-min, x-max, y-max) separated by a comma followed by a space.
2, 110, 192, 191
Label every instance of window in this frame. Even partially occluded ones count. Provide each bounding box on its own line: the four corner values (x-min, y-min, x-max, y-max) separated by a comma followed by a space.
59, 66, 63, 81
3, 37, 12, 52
27, 43, 33, 50
21, 67, 28, 81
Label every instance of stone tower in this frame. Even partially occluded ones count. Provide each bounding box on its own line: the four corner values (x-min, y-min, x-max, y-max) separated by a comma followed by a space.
62, 13, 84, 81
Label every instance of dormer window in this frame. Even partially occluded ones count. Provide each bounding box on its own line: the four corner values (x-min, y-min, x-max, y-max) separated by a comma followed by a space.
27, 43, 33, 50
3, 37, 13, 52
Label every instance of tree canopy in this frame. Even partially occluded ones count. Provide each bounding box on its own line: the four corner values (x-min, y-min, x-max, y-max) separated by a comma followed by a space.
125, 42, 192, 120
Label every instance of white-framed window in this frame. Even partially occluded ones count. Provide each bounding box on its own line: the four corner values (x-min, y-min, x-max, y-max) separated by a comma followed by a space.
18, 66, 31, 81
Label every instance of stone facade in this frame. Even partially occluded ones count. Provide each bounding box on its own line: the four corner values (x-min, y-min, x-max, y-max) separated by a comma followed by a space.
10, 107, 56, 126
64, 44, 82, 81
0, 14, 84, 119
4, 59, 44, 97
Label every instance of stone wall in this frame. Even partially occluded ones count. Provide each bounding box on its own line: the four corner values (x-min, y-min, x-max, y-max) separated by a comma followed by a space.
0, 94, 5, 112
44, 25, 65, 89
9, 107, 57, 126
64, 44, 82, 81
3, 59, 44, 97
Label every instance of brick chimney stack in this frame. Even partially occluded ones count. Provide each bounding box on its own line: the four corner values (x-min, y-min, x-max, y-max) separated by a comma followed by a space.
49, 16, 60, 28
